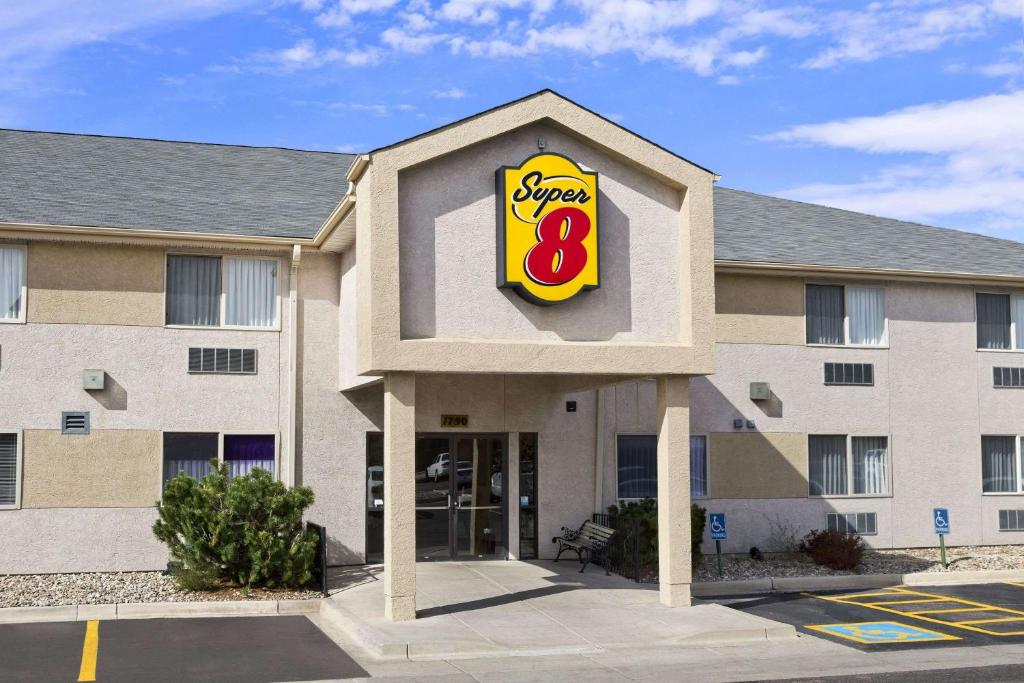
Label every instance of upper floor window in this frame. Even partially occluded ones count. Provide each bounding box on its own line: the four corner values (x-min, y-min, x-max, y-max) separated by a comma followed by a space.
166, 255, 278, 328
982, 435, 1022, 493
977, 292, 1024, 350
806, 284, 886, 346
0, 245, 26, 323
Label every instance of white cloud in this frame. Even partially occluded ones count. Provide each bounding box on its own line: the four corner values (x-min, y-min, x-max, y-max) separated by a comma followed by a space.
334, 101, 416, 116
432, 86, 467, 99
381, 27, 449, 53
232, 39, 380, 72
764, 91, 1024, 230
314, 0, 401, 28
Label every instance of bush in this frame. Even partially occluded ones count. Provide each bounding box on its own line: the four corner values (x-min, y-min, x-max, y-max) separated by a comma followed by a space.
799, 529, 866, 570
171, 565, 219, 592
153, 461, 319, 589
605, 499, 707, 572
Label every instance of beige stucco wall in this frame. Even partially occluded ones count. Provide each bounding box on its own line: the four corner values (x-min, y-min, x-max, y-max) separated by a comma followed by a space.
715, 273, 804, 345
708, 432, 808, 499
27, 242, 165, 326
398, 123, 682, 345
21, 429, 161, 508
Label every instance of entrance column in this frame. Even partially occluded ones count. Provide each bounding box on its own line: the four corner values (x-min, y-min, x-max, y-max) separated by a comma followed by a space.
383, 372, 416, 621
656, 375, 692, 607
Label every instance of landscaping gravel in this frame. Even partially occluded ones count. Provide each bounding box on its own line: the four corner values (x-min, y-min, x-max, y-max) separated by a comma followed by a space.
0, 572, 321, 608
694, 544, 1024, 582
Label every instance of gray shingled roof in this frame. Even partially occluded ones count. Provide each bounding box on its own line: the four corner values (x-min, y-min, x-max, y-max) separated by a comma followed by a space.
0, 129, 354, 239
2, 128, 1022, 277
715, 186, 1024, 277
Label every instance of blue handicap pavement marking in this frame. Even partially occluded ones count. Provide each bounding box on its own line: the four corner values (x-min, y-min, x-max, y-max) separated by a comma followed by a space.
934, 507, 950, 535
808, 621, 959, 644
709, 513, 726, 541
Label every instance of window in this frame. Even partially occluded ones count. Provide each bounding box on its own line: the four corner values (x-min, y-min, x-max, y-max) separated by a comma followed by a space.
824, 362, 874, 386
224, 434, 276, 479
162, 432, 276, 487
999, 510, 1024, 531
163, 432, 218, 485
616, 434, 708, 500
994, 367, 1024, 388
827, 512, 877, 535
188, 348, 257, 374
977, 293, 1024, 350
809, 435, 889, 497
166, 255, 278, 328
0, 432, 21, 509
982, 435, 1021, 493
0, 245, 26, 323
61, 411, 90, 435
806, 284, 886, 346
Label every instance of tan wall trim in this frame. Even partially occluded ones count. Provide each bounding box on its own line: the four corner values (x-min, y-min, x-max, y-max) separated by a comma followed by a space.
27, 242, 165, 326
715, 273, 804, 345
21, 430, 162, 508
0, 221, 313, 249
709, 432, 807, 499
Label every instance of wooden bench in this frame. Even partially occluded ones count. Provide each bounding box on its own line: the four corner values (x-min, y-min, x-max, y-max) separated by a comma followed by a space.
551, 520, 617, 574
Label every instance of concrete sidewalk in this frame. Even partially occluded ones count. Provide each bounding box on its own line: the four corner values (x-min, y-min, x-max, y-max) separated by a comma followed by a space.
319, 561, 796, 660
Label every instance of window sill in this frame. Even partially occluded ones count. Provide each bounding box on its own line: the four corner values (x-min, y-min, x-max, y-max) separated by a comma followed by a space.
806, 343, 889, 350
0, 317, 26, 325
165, 324, 280, 332
0, 505, 20, 510
809, 494, 892, 500
982, 492, 1024, 496
978, 348, 1024, 354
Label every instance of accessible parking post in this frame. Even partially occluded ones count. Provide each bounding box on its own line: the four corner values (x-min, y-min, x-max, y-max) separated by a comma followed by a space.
933, 507, 950, 569
709, 512, 726, 578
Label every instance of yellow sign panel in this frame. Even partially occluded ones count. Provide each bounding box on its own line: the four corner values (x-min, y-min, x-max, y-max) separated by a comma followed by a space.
496, 153, 599, 304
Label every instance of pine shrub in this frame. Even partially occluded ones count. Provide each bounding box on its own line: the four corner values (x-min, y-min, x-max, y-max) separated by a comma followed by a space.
153, 462, 319, 589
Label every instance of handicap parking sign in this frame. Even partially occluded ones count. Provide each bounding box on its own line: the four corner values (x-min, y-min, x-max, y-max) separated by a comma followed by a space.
709, 513, 726, 541
933, 507, 950, 535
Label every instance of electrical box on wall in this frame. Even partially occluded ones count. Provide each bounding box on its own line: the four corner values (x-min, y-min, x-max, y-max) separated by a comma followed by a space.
83, 370, 105, 391
749, 382, 771, 401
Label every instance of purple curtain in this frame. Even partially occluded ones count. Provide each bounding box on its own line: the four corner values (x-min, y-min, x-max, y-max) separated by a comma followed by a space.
224, 434, 275, 478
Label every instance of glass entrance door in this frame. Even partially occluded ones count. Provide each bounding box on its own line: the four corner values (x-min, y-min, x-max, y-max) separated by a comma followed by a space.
414, 435, 506, 561
452, 437, 505, 559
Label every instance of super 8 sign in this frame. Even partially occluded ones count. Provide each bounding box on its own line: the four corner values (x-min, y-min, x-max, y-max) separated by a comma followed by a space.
496, 153, 599, 305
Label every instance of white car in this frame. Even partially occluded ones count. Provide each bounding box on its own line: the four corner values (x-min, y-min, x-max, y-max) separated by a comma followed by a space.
426, 453, 450, 481
366, 465, 384, 509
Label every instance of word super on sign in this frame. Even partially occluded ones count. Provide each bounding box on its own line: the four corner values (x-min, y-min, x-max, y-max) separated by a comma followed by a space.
496, 153, 599, 305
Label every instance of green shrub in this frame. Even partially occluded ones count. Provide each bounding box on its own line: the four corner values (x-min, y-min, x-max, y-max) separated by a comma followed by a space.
153, 461, 319, 589
799, 529, 866, 570
691, 503, 706, 569
605, 499, 708, 572
171, 565, 219, 592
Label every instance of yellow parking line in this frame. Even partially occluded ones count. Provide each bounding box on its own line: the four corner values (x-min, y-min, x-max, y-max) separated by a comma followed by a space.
806, 587, 1024, 637
911, 607, 991, 615
1006, 582, 1024, 589
868, 599, 946, 606
959, 617, 1024, 625
77, 620, 99, 682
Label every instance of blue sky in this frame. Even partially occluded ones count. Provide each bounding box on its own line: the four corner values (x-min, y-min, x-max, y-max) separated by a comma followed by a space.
2, 1, 1023, 238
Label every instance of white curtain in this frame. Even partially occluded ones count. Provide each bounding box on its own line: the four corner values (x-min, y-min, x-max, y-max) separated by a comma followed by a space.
809, 435, 847, 496
0, 247, 25, 320
852, 437, 888, 494
983, 435, 1017, 493
225, 258, 277, 327
847, 287, 885, 345
690, 435, 707, 497
1014, 296, 1024, 350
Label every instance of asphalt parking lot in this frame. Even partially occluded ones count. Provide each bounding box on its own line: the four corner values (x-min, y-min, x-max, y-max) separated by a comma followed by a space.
717, 582, 1024, 651
0, 615, 368, 683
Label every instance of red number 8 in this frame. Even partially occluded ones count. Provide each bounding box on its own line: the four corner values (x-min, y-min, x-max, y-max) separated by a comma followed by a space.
524, 207, 591, 286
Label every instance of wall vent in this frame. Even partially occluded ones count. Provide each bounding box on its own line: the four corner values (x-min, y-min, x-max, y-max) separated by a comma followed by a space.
826, 512, 877, 535
994, 367, 1024, 388
824, 362, 874, 386
188, 348, 257, 375
61, 411, 90, 435
999, 510, 1024, 531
